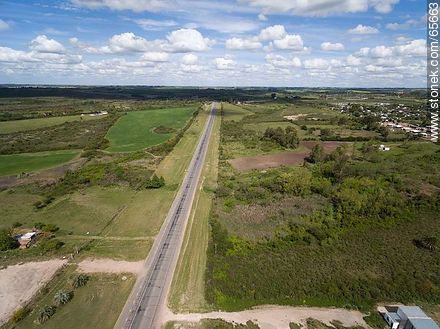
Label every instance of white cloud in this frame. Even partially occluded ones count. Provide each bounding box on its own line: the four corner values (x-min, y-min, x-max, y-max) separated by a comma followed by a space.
321, 42, 345, 51
166, 28, 212, 52
0, 19, 10, 31
71, 29, 212, 54
273, 34, 305, 51
355, 39, 427, 60
395, 39, 426, 56
240, 0, 399, 16
265, 53, 301, 68
0, 46, 81, 64
225, 37, 262, 50
0, 47, 37, 62
101, 32, 152, 53
370, 45, 393, 58
386, 22, 404, 30
259, 25, 286, 41
134, 18, 177, 30
30, 35, 65, 54
141, 52, 169, 62
70, 0, 170, 12
258, 13, 268, 21
304, 58, 331, 70
181, 53, 198, 65
348, 24, 379, 34
214, 56, 235, 70
346, 55, 362, 66
180, 64, 203, 73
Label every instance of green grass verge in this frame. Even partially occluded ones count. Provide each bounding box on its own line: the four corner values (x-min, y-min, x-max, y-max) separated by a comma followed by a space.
169, 107, 220, 312
106, 107, 195, 152
0, 150, 80, 176
0, 115, 102, 134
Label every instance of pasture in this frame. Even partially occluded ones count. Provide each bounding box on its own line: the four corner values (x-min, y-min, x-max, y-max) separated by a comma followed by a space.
0, 115, 102, 134
106, 107, 195, 152
0, 150, 80, 176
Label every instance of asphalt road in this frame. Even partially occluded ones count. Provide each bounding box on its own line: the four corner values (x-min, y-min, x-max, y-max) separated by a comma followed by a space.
115, 102, 217, 329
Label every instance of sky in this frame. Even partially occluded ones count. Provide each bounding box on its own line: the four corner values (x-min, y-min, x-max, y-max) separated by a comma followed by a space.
0, 0, 428, 87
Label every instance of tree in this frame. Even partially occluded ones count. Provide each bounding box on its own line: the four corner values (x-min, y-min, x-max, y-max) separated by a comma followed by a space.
306, 144, 325, 163
72, 274, 89, 288
145, 174, 165, 189
54, 290, 72, 306
0, 229, 19, 251
263, 126, 299, 148
378, 126, 390, 138
37, 305, 56, 324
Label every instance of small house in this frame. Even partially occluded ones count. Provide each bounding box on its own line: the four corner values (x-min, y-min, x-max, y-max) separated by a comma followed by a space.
381, 306, 440, 329
17, 232, 37, 249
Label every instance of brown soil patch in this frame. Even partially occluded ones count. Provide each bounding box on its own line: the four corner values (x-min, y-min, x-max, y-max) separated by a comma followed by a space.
0, 259, 67, 325
0, 157, 86, 189
228, 142, 352, 172
77, 258, 143, 274
301, 141, 352, 152
228, 152, 308, 172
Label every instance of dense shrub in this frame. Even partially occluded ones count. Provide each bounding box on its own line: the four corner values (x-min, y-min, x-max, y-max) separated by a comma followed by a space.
72, 274, 89, 288
145, 174, 165, 189
37, 305, 56, 324
39, 238, 64, 253
263, 126, 299, 148
0, 229, 19, 251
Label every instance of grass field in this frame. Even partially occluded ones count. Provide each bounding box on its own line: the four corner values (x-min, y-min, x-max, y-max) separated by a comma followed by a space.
106, 107, 195, 152
169, 106, 220, 312
6, 266, 135, 329
0, 150, 80, 176
0, 186, 133, 233
0, 107, 209, 263
222, 103, 253, 122
0, 115, 102, 134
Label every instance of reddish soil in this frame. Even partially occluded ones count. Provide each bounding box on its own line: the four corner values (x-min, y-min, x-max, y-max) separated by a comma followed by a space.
229, 151, 308, 172
301, 141, 352, 152
229, 141, 352, 172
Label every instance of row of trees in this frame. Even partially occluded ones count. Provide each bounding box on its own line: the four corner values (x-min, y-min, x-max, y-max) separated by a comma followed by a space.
263, 126, 299, 148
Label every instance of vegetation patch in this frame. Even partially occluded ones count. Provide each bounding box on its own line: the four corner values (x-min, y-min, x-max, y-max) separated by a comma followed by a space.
0, 115, 118, 155
206, 101, 440, 312
153, 125, 177, 134
0, 150, 80, 176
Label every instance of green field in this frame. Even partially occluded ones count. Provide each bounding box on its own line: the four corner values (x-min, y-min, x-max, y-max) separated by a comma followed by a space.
106, 107, 195, 152
0, 150, 80, 176
0, 115, 102, 134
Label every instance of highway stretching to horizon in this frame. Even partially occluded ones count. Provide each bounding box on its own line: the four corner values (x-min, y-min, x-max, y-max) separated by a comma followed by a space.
114, 102, 217, 329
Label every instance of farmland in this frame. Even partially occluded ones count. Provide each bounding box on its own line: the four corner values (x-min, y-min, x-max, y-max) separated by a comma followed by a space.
205, 96, 440, 322
0, 114, 103, 134
0, 90, 212, 328
0, 150, 80, 176
106, 107, 196, 152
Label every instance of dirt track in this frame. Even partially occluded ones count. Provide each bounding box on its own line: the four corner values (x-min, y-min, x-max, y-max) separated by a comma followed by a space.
0, 259, 67, 325
163, 305, 369, 329
77, 258, 143, 274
